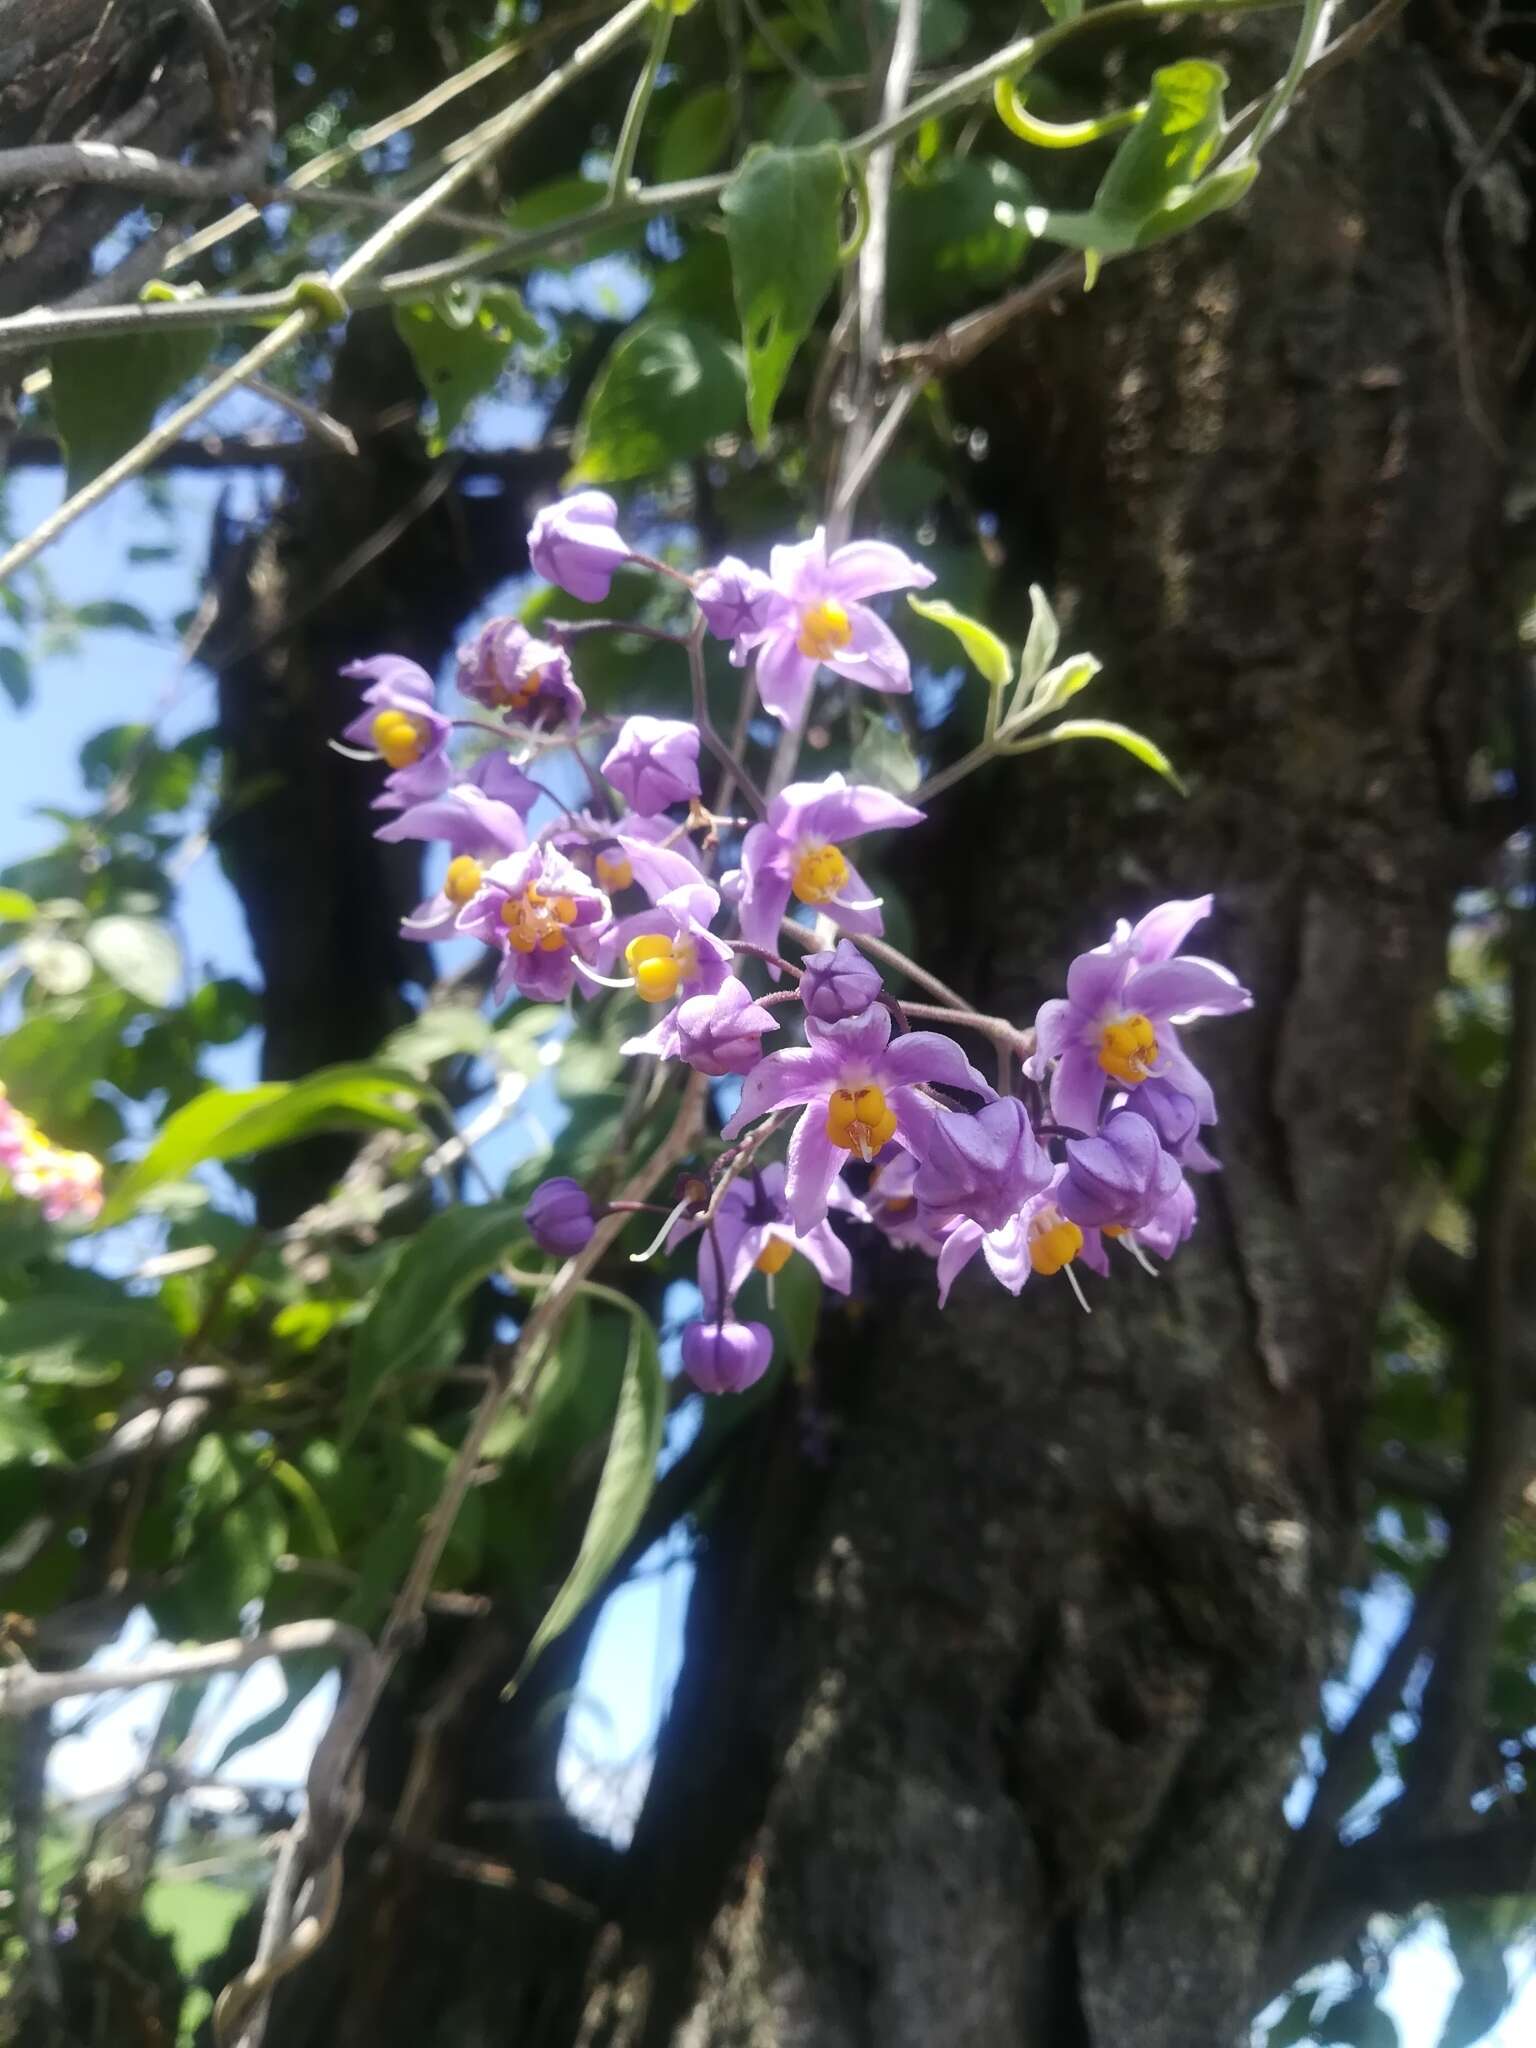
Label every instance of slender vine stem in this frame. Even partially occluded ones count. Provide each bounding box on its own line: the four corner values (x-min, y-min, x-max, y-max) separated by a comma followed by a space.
608, 0, 675, 200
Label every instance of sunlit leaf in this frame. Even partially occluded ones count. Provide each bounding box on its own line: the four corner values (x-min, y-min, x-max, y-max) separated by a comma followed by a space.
52, 309, 214, 493
722, 142, 848, 444
1008, 717, 1184, 791
907, 594, 1012, 687
86, 915, 180, 1007
394, 283, 541, 452
569, 316, 746, 484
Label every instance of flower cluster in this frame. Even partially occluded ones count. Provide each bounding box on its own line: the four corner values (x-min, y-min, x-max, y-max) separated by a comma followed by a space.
0, 1084, 103, 1224
339, 493, 1251, 1397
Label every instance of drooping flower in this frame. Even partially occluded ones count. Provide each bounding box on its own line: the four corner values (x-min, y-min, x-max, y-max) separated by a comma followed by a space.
913, 1097, 1053, 1234
738, 774, 922, 958
526, 1177, 596, 1256
694, 555, 778, 660
528, 490, 630, 603
681, 1317, 774, 1396
601, 716, 701, 815
1028, 896, 1251, 1137
674, 976, 780, 1076
0, 1087, 102, 1225
456, 619, 583, 729
454, 842, 611, 1000
935, 1167, 1095, 1307
1136, 1176, 1197, 1260
1056, 1110, 1184, 1233
799, 938, 882, 1025
612, 882, 735, 1062
340, 655, 452, 807
374, 783, 529, 938
680, 1162, 853, 1316
699, 529, 935, 726
724, 1004, 993, 1231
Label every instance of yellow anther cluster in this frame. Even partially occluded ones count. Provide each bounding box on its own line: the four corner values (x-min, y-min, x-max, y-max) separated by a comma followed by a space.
791, 842, 850, 906
371, 708, 425, 769
624, 931, 698, 1003
1027, 1207, 1083, 1276
1097, 1011, 1158, 1086
487, 666, 542, 713
443, 855, 484, 906
796, 598, 853, 661
501, 884, 578, 954
825, 1083, 897, 1161
754, 1237, 794, 1277
595, 850, 634, 892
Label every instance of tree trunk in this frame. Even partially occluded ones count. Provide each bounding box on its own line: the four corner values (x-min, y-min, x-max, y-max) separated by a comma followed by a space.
564, 44, 1530, 2048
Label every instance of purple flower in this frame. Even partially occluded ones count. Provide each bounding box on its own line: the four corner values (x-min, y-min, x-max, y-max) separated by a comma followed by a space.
913, 1097, 1052, 1234
341, 655, 452, 807
1028, 896, 1251, 1137
601, 716, 701, 815
528, 490, 629, 603
456, 618, 584, 730
526, 1177, 595, 1257
375, 783, 529, 938
612, 882, 735, 1062
1137, 1177, 1197, 1260
694, 555, 778, 658
466, 749, 543, 815
935, 1168, 1094, 1307
854, 1149, 952, 1254
1057, 1110, 1184, 1232
681, 1317, 774, 1396
800, 939, 882, 1025
706, 529, 935, 726
455, 842, 611, 1001
724, 1003, 993, 1232
675, 976, 779, 1076
680, 1161, 852, 1316
739, 774, 922, 959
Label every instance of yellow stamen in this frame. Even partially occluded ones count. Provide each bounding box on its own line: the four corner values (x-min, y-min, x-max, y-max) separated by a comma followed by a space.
754, 1237, 794, 1277
1028, 1207, 1084, 1277
825, 1083, 898, 1161
371, 708, 424, 769
796, 598, 854, 662
792, 842, 850, 906
443, 855, 483, 906
500, 884, 571, 955
624, 931, 697, 1004
1097, 1012, 1158, 1086
596, 850, 633, 892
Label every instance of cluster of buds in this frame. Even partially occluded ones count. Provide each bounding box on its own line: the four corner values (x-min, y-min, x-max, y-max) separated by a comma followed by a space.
340, 492, 1251, 1395
0, 1084, 103, 1224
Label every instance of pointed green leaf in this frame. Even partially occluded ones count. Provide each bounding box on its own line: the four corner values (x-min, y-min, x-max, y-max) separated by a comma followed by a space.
1009, 718, 1185, 791
568, 316, 746, 484
51, 299, 214, 493
344, 1200, 524, 1437
394, 284, 541, 452
721, 143, 848, 444
1018, 584, 1060, 692
513, 1303, 664, 1685
907, 594, 1012, 688
851, 708, 922, 795
85, 915, 180, 1007
658, 86, 735, 181
104, 1064, 429, 1223
1011, 652, 1102, 727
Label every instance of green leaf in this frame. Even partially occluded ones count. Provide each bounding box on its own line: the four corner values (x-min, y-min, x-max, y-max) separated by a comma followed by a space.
568, 316, 746, 485
105, 1064, 429, 1223
658, 86, 735, 181
0, 1295, 178, 1383
0, 887, 36, 923
0, 1386, 63, 1466
85, 915, 180, 1007
176, 1436, 287, 1633
394, 284, 541, 452
0, 646, 30, 710
1013, 653, 1102, 727
1018, 584, 1060, 694
51, 314, 215, 493
721, 143, 848, 444
383, 1004, 497, 1075
513, 1303, 665, 1685
344, 1201, 522, 1436
889, 159, 1032, 317
72, 600, 155, 635
907, 594, 1012, 688
19, 933, 93, 996
850, 708, 922, 795
506, 176, 641, 268
1009, 717, 1184, 791
766, 80, 845, 150
770, 1251, 821, 1370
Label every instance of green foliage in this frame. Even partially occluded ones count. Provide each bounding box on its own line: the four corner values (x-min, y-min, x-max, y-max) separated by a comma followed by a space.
888, 158, 1032, 320
394, 284, 541, 450
658, 86, 736, 180
569, 316, 746, 483
721, 142, 848, 443
907, 594, 1013, 688
50, 314, 215, 492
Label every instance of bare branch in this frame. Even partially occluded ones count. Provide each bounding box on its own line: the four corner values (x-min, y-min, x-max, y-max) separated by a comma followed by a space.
0, 118, 272, 201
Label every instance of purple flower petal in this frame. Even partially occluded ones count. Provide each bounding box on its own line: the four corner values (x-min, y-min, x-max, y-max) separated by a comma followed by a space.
936, 1222, 984, 1306
754, 629, 819, 726
880, 1030, 994, 1100
1129, 895, 1214, 964
980, 1215, 1033, 1296
1050, 1044, 1107, 1136
777, 774, 923, 846
738, 825, 795, 956
824, 604, 913, 695
1029, 998, 1076, 1069
784, 1109, 848, 1232
1124, 955, 1251, 1022
1066, 943, 1132, 1018
821, 538, 936, 601
797, 1217, 853, 1293
806, 1001, 893, 1067
1150, 1023, 1216, 1124
723, 1048, 833, 1138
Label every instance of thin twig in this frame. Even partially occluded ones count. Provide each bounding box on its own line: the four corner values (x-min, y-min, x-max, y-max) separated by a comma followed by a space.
175, 0, 244, 138
0, 119, 273, 200
0, 1618, 370, 1716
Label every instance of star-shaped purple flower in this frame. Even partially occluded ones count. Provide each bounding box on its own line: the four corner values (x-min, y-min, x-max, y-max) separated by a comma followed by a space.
609, 882, 735, 1062
738, 773, 923, 959
528, 490, 629, 603
455, 842, 611, 1001
341, 655, 452, 809
678, 1161, 853, 1318
601, 716, 701, 816
374, 783, 529, 939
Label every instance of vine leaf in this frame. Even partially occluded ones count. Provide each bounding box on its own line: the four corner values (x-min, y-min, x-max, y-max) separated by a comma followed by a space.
721, 142, 848, 444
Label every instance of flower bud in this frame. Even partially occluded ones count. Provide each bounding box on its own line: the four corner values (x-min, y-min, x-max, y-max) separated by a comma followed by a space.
681, 1318, 773, 1395
675, 977, 778, 1077
695, 555, 778, 646
600, 716, 702, 815
1058, 1111, 1183, 1232
913, 1097, 1050, 1233
525, 1176, 595, 1256
456, 619, 583, 730
799, 940, 881, 1025
528, 490, 629, 603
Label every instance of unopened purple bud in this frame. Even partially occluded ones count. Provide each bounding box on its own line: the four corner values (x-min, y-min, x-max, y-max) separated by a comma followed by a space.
1132, 1077, 1200, 1160
682, 1317, 773, 1395
601, 716, 701, 815
1058, 1111, 1183, 1232
528, 490, 629, 603
695, 555, 779, 644
525, 1177, 595, 1256
799, 940, 882, 1025
913, 1096, 1050, 1233
675, 976, 778, 1077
